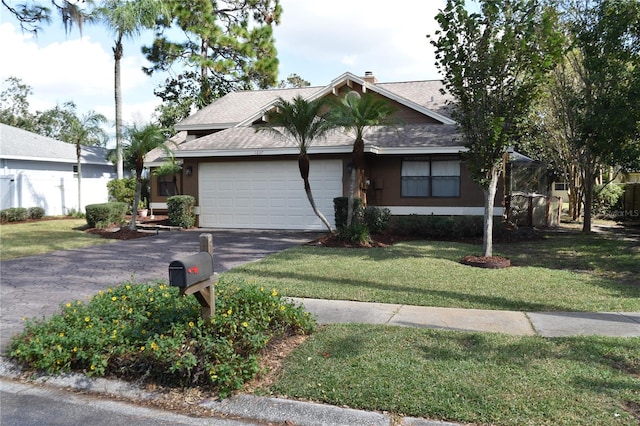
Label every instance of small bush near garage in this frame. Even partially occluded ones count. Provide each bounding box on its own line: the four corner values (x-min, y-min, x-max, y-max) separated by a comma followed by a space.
8, 279, 315, 398
363, 206, 391, 234
333, 197, 364, 230
85, 202, 128, 228
167, 195, 196, 228
389, 215, 485, 239
107, 178, 136, 210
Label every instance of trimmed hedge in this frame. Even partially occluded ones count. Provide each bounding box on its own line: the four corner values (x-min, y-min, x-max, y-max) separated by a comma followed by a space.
389, 215, 487, 239
167, 195, 196, 228
0, 207, 46, 223
85, 202, 128, 228
333, 197, 364, 230
363, 206, 391, 234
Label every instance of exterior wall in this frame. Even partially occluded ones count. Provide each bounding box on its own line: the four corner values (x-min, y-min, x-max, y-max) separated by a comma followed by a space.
364, 154, 505, 215
0, 159, 114, 215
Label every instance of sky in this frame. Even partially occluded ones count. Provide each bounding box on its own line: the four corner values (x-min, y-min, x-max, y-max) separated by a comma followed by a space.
0, 0, 446, 146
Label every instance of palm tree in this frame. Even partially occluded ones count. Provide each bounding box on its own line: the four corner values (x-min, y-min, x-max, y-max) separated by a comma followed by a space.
122, 124, 169, 230
328, 92, 395, 227
68, 110, 108, 213
100, 0, 167, 179
258, 96, 337, 233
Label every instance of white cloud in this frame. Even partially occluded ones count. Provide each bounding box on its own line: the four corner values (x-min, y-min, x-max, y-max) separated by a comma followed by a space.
274, 0, 445, 84
0, 22, 158, 126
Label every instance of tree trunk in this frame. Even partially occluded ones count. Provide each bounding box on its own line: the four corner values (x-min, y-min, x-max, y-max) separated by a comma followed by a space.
346, 137, 364, 227
582, 167, 594, 233
298, 154, 333, 233
129, 174, 142, 231
482, 167, 500, 257
76, 142, 82, 213
114, 36, 124, 179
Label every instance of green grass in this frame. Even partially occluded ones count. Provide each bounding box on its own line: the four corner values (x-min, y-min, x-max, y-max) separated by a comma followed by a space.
223, 230, 640, 312
267, 324, 640, 426
0, 218, 111, 260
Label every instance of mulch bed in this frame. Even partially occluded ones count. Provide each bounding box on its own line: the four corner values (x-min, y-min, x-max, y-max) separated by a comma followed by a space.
85, 216, 173, 240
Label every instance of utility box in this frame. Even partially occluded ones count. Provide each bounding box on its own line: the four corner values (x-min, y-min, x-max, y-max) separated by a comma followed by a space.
169, 252, 214, 288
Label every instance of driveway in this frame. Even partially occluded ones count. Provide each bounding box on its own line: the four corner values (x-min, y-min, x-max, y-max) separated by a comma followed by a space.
0, 229, 319, 352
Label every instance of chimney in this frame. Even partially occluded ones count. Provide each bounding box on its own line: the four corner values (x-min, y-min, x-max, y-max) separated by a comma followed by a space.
363, 71, 378, 84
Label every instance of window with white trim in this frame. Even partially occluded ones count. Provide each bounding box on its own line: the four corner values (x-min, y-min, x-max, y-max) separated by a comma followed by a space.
401, 158, 460, 197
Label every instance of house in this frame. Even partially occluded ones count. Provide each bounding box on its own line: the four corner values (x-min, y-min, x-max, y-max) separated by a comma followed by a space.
0, 123, 116, 215
145, 71, 506, 230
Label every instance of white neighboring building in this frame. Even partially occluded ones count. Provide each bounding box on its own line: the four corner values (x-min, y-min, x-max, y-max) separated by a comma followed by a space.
0, 123, 116, 215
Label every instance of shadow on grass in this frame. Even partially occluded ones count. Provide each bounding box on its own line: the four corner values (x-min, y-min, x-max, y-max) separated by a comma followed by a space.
236, 268, 578, 312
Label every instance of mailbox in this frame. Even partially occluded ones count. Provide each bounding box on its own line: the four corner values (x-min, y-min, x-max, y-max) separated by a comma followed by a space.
169, 252, 214, 288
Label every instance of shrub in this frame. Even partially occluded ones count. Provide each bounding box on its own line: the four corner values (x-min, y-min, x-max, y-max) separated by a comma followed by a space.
333, 197, 364, 230
337, 222, 371, 244
8, 278, 315, 398
167, 195, 196, 228
594, 183, 624, 216
28, 207, 45, 220
363, 206, 391, 234
85, 202, 127, 228
107, 178, 136, 210
1, 207, 29, 223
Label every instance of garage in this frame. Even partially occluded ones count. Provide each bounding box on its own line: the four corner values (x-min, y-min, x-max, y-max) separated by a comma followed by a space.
198, 160, 343, 230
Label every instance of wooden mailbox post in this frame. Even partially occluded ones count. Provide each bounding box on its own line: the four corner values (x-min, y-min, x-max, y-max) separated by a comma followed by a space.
168, 233, 216, 320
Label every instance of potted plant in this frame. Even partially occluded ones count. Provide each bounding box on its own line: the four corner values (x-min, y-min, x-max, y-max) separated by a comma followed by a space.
138, 199, 148, 218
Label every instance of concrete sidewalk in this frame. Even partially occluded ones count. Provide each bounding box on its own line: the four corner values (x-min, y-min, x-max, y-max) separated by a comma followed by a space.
294, 298, 640, 337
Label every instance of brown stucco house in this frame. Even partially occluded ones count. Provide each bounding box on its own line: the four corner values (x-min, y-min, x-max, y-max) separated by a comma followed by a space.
145, 71, 505, 230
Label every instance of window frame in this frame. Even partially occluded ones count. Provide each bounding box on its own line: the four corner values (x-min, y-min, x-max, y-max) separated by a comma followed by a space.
401, 156, 461, 198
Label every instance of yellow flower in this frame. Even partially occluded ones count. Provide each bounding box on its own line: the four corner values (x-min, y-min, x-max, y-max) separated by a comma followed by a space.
271, 289, 278, 297
59, 332, 64, 337
147, 288, 154, 293
242, 322, 248, 328
140, 346, 145, 351
98, 291, 104, 296
111, 296, 117, 301
125, 285, 131, 290
150, 342, 159, 351
149, 297, 154, 302
141, 329, 146, 335
90, 365, 95, 371
73, 347, 78, 353
227, 309, 232, 316
65, 303, 71, 308
260, 286, 264, 292
280, 305, 286, 311
121, 295, 127, 301
84, 317, 90, 322
188, 321, 195, 327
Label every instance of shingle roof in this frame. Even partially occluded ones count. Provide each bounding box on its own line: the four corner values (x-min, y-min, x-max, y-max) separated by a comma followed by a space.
154, 73, 463, 161
176, 86, 320, 129
0, 123, 113, 165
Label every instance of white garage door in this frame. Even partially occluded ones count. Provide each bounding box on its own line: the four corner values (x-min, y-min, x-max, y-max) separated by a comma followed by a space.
199, 160, 342, 230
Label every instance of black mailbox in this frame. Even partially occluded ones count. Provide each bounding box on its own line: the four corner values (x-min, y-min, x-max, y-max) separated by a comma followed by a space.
169, 252, 214, 288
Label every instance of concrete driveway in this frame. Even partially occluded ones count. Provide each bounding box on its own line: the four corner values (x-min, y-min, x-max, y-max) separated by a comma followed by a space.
0, 229, 319, 352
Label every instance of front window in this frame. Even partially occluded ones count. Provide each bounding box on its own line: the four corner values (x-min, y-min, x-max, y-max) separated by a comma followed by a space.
401, 158, 460, 197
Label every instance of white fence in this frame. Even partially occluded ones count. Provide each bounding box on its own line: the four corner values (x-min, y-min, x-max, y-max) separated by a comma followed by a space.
1, 172, 111, 216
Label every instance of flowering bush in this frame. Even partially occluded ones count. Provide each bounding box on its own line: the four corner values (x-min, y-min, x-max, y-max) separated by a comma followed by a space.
9, 278, 315, 397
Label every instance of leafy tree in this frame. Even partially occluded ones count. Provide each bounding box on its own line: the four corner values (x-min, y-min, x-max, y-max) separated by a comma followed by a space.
2, 0, 93, 35
121, 124, 169, 229
143, 0, 281, 113
555, 0, 640, 232
67, 110, 108, 212
327, 92, 395, 227
430, 0, 563, 257
277, 73, 311, 89
0, 76, 34, 129
258, 96, 337, 233
99, 0, 168, 180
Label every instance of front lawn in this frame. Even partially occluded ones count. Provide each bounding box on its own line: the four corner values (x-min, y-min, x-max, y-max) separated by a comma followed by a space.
0, 218, 111, 260
266, 324, 640, 426
222, 229, 640, 312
